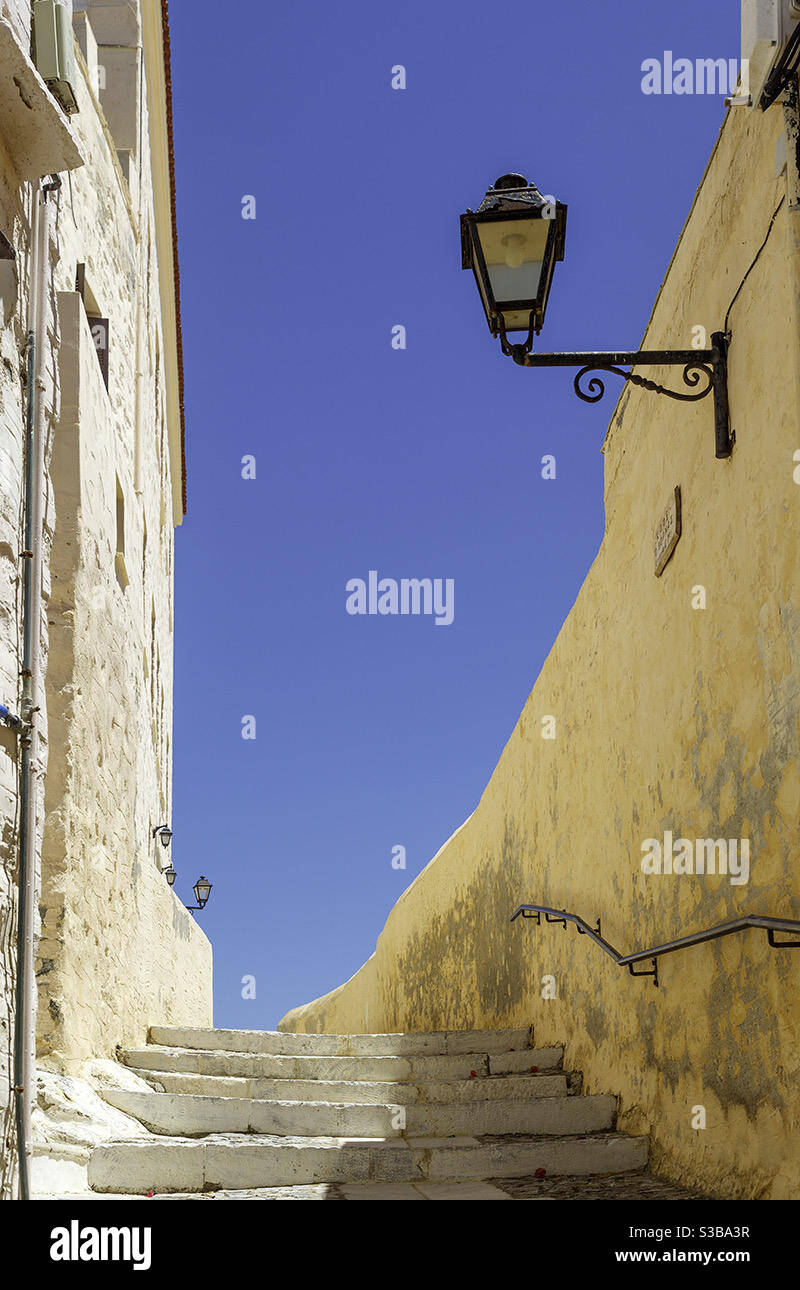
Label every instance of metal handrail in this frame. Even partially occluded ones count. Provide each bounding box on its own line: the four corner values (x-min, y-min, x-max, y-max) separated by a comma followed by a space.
510, 904, 800, 987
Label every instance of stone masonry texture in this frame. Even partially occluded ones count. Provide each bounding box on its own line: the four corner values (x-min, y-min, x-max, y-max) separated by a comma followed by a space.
0, 1, 212, 1198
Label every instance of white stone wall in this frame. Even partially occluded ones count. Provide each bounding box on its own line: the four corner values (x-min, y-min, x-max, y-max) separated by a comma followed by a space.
0, 0, 31, 45
0, 4, 211, 1194
0, 132, 29, 1199
0, 147, 55, 1201
34, 14, 212, 1070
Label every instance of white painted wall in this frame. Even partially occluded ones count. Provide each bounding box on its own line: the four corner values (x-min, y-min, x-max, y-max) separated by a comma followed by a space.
0, 5, 211, 1197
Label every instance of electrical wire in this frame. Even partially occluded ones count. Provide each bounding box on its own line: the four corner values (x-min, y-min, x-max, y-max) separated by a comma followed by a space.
724, 194, 786, 333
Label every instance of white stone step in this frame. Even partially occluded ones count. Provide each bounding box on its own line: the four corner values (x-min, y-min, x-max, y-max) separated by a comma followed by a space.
101, 1089, 615, 1139
103, 1090, 405, 1138
122, 1044, 561, 1085
409, 1094, 615, 1138
88, 1130, 648, 1193
123, 1067, 568, 1104
149, 1026, 533, 1058
489, 1049, 565, 1075
340, 1180, 514, 1200
32, 1182, 510, 1201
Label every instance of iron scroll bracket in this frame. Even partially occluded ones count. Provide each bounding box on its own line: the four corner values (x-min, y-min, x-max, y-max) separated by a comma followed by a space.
496, 322, 733, 459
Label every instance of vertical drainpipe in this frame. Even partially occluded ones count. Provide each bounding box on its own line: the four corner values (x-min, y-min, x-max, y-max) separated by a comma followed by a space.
133, 247, 145, 495
134, 40, 145, 496
14, 175, 59, 1200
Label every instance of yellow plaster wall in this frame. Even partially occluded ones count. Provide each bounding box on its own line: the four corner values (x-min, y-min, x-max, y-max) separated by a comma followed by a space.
280, 100, 800, 1200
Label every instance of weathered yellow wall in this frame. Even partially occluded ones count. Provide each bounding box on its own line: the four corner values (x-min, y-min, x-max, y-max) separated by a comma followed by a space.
38, 293, 212, 1067
33, 19, 212, 1068
280, 99, 800, 1200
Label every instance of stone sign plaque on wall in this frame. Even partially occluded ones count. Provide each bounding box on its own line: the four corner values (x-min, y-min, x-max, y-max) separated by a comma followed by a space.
654, 485, 681, 576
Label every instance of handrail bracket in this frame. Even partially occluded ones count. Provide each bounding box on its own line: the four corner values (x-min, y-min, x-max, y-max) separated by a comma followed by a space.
768, 929, 800, 949
627, 958, 659, 988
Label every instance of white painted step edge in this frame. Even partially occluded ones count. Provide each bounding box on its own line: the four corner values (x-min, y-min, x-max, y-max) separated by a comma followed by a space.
123, 1067, 569, 1104
101, 1089, 616, 1139
88, 1131, 649, 1193
121, 1046, 563, 1082
148, 1026, 535, 1058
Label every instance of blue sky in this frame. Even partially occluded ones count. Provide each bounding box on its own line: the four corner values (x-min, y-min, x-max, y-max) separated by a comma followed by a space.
168, 0, 739, 1028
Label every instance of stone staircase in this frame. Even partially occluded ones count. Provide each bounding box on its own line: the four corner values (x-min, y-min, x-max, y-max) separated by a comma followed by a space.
81, 1025, 653, 1198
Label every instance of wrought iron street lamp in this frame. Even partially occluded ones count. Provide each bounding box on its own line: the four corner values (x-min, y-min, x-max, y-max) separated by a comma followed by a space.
152, 824, 176, 885
185, 875, 213, 912
152, 824, 173, 849
461, 173, 733, 458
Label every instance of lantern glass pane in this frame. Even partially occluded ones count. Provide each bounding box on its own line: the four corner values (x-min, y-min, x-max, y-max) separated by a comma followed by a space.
476, 216, 549, 305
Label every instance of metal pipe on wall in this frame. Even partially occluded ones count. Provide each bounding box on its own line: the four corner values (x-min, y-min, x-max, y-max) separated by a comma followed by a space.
134, 40, 146, 495
13, 176, 58, 1200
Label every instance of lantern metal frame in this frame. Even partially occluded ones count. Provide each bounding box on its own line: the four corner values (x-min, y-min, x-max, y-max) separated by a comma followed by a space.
460, 191, 567, 340
185, 875, 212, 912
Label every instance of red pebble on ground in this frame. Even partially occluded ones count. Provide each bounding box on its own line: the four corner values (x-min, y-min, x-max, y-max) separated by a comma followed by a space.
469, 1070, 477, 1078
534, 1168, 547, 1178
